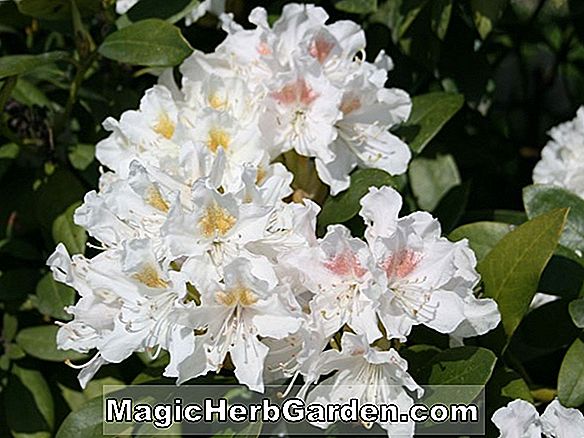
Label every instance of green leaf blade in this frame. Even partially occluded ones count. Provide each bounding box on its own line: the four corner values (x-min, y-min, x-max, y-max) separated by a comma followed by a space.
99, 19, 193, 67
479, 208, 568, 338
397, 92, 464, 154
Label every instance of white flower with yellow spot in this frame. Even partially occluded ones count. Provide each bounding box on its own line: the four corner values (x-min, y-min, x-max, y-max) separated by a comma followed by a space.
162, 178, 274, 283
96, 86, 181, 177
48, 240, 195, 387
176, 257, 303, 391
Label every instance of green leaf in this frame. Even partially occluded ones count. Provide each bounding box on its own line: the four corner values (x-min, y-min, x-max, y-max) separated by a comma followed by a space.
558, 337, 584, 407
335, 0, 377, 14
17, 0, 100, 20
16, 325, 87, 362
0, 52, 69, 80
35, 273, 75, 321
409, 154, 461, 211
509, 299, 580, 362
539, 255, 584, 300
487, 367, 534, 405
420, 346, 497, 406
523, 184, 584, 255
99, 19, 193, 67
569, 298, 584, 328
318, 169, 401, 231
450, 221, 514, 262
60, 377, 125, 412
397, 92, 464, 154
68, 144, 95, 171
5, 364, 54, 437
479, 208, 568, 338
3, 313, 18, 342
52, 202, 86, 255
430, 0, 452, 40
56, 397, 104, 438
471, 0, 508, 39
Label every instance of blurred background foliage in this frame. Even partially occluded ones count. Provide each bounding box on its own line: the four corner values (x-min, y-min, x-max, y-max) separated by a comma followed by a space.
0, 0, 583, 436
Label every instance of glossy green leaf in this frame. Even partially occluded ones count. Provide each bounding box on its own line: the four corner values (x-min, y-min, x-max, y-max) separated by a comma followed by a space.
35, 273, 75, 321
5, 364, 54, 437
558, 337, 584, 407
318, 169, 401, 230
397, 92, 464, 154
52, 203, 86, 255
16, 325, 87, 362
0, 52, 68, 80
99, 19, 193, 67
569, 298, 584, 329
335, 0, 377, 14
56, 397, 104, 438
450, 221, 514, 261
479, 209, 568, 337
523, 184, 584, 254
420, 346, 497, 406
409, 154, 461, 211
471, 0, 508, 39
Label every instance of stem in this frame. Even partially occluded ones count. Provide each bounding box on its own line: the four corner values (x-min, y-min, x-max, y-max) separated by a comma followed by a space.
60, 50, 98, 132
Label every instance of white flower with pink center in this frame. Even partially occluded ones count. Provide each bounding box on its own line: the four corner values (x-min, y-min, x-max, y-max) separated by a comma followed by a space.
360, 186, 501, 340
282, 225, 382, 343
260, 68, 342, 161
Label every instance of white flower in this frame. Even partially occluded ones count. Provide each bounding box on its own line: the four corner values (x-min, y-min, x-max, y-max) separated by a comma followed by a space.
533, 106, 584, 198
185, 0, 226, 26
48, 240, 195, 387
299, 332, 422, 437
260, 65, 343, 161
540, 399, 584, 438
162, 178, 274, 283
176, 257, 303, 391
492, 399, 584, 438
283, 224, 382, 342
359, 186, 500, 340
96, 86, 181, 177
115, 0, 139, 14
318, 63, 412, 195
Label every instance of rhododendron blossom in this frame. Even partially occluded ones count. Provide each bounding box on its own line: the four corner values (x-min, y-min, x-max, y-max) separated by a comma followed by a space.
44, 5, 509, 438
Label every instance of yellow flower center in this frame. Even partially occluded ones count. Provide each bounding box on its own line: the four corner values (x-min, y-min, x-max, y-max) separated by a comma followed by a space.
153, 113, 175, 139
207, 128, 230, 153
146, 186, 170, 213
209, 93, 227, 110
133, 265, 168, 289
199, 202, 236, 237
216, 286, 258, 307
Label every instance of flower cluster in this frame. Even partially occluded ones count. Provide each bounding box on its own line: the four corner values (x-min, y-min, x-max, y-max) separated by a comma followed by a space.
533, 106, 584, 198
49, 4, 501, 436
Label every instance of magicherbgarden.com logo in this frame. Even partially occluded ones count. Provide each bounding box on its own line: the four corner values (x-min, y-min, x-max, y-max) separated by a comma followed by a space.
101, 385, 486, 436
